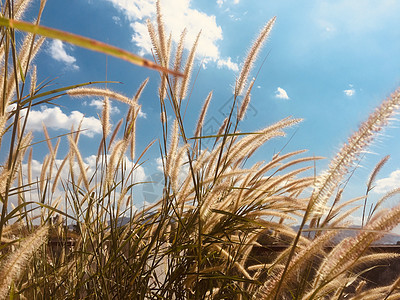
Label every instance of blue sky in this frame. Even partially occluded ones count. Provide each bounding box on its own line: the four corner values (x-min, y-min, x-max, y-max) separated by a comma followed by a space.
8, 0, 400, 221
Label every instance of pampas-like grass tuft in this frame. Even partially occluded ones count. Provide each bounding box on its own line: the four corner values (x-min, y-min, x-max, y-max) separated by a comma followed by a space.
0, 226, 48, 300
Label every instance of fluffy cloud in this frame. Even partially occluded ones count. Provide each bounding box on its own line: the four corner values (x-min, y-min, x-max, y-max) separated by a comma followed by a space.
217, 0, 239, 7
374, 170, 400, 194
24, 106, 102, 137
105, 0, 235, 70
138, 109, 147, 119
48, 40, 79, 70
88, 99, 121, 114
85, 99, 146, 118
216, 56, 238, 72
343, 88, 355, 97
275, 87, 289, 100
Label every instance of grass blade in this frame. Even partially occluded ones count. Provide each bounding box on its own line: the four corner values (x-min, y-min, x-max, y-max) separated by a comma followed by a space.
0, 16, 183, 77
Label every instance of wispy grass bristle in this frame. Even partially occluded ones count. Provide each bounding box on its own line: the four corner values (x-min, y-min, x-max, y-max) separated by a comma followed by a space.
235, 16, 276, 96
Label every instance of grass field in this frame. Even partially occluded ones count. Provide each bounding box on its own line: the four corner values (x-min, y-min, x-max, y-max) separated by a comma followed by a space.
1, 1, 400, 299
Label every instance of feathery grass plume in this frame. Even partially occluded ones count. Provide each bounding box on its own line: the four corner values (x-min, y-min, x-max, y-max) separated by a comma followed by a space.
222, 117, 302, 167
362, 155, 390, 226
67, 88, 132, 105
350, 286, 400, 300
235, 16, 276, 96
27, 147, 32, 185
19, 34, 44, 71
0, 114, 7, 146
353, 252, 400, 268
39, 154, 50, 193
170, 143, 190, 191
262, 166, 313, 193
213, 244, 253, 280
276, 155, 324, 173
102, 97, 110, 138
0, 225, 48, 300
165, 120, 179, 177
200, 180, 234, 222
147, 19, 163, 65
215, 117, 228, 143
255, 229, 338, 299
314, 202, 400, 289
133, 77, 149, 102
383, 275, 400, 299
126, 104, 137, 161
311, 88, 400, 216
29, 65, 37, 96
116, 187, 128, 219
238, 77, 255, 121
68, 135, 89, 191
156, 0, 167, 66
108, 118, 123, 152
322, 196, 363, 228
194, 91, 212, 137
12, 0, 34, 20
366, 155, 390, 194
5, 34, 44, 106
0, 168, 10, 196
179, 31, 201, 101
368, 187, 400, 222
166, 33, 172, 68
159, 74, 167, 101
173, 28, 187, 95
42, 123, 54, 158
160, 111, 167, 124
52, 152, 68, 194
106, 139, 126, 187
48, 137, 60, 179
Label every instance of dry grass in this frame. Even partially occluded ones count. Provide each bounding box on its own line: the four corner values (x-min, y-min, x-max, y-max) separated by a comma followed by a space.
1, 0, 400, 299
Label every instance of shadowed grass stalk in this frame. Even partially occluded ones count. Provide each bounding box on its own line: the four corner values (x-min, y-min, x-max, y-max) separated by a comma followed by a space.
194, 91, 212, 138
235, 16, 276, 97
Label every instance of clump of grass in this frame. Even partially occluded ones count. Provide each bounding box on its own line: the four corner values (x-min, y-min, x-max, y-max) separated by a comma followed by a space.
1, 0, 400, 299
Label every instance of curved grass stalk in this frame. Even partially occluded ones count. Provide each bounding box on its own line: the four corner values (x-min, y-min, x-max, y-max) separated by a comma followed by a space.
0, 16, 182, 76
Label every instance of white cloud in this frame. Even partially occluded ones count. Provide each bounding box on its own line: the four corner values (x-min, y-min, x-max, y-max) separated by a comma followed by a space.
217, 0, 238, 7
344, 89, 355, 97
88, 99, 121, 114
138, 109, 147, 119
106, 0, 224, 63
48, 40, 79, 70
24, 106, 102, 137
84, 99, 148, 118
216, 56, 239, 72
275, 87, 289, 100
374, 170, 400, 194
112, 15, 122, 25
